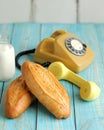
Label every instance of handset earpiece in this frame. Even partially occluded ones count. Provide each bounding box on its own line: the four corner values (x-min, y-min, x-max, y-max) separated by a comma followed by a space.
48, 62, 101, 101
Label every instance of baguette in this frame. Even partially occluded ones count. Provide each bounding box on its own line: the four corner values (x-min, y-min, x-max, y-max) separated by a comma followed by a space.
4, 76, 33, 118
21, 61, 70, 118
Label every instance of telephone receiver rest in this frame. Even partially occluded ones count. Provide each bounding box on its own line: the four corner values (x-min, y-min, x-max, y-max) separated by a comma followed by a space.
48, 62, 101, 101
34, 30, 94, 72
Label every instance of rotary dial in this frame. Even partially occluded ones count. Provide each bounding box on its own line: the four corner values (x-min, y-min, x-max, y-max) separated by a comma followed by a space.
65, 38, 87, 56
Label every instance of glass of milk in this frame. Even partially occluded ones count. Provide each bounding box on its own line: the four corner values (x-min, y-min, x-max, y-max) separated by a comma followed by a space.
0, 35, 15, 81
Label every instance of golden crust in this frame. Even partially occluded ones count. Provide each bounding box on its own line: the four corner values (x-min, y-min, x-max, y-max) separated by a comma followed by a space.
4, 76, 33, 118
21, 61, 71, 118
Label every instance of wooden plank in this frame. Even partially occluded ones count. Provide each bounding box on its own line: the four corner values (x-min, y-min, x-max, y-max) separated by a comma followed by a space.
0, 0, 31, 23
0, 23, 14, 129
12, 22, 41, 74
40, 23, 69, 40
0, 23, 13, 102
32, 0, 77, 23
0, 23, 13, 40
0, 23, 41, 130
79, 0, 104, 23
37, 23, 75, 130
95, 24, 104, 58
68, 24, 104, 130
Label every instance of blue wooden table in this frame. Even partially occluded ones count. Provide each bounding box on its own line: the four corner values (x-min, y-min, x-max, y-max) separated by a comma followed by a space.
0, 23, 104, 130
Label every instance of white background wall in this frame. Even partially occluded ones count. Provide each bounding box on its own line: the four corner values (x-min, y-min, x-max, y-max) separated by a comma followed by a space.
0, 0, 104, 23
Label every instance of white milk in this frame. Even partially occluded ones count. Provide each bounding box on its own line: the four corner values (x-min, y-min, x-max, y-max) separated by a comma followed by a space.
0, 36, 15, 81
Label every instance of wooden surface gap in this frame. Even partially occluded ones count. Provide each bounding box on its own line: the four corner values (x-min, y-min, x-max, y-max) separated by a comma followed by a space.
9, 23, 15, 44
72, 85, 77, 130
76, 0, 80, 23
0, 82, 4, 104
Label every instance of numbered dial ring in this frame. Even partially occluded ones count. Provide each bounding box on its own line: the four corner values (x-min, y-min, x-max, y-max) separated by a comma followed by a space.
65, 38, 87, 56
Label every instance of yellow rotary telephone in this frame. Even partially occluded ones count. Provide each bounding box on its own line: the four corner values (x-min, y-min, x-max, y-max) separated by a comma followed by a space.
15, 30, 100, 101
34, 30, 94, 72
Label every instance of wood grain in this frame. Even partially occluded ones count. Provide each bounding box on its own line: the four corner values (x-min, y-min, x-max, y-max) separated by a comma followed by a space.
0, 23, 104, 130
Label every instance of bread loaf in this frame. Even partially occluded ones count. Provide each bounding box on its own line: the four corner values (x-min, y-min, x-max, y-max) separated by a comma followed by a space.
5, 76, 33, 118
21, 61, 70, 118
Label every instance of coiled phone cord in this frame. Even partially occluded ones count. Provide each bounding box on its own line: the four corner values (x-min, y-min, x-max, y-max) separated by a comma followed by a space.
15, 49, 50, 70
